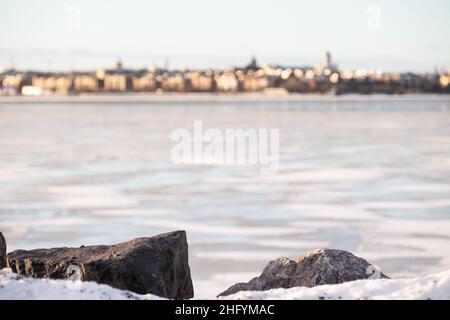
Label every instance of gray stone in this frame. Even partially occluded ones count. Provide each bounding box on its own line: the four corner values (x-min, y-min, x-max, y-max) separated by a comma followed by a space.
7, 230, 193, 300
0, 232, 6, 269
218, 248, 389, 297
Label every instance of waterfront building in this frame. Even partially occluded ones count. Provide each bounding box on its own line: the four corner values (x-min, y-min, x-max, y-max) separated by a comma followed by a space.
1, 72, 23, 94
73, 73, 98, 92
31, 74, 71, 93
440, 73, 450, 89
160, 72, 185, 92
215, 71, 238, 92
242, 71, 269, 92
185, 71, 214, 92
132, 73, 157, 92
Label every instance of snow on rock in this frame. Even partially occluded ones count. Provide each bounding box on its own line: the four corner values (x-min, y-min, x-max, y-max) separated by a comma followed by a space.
0, 268, 163, 300
221, 270, 450, 300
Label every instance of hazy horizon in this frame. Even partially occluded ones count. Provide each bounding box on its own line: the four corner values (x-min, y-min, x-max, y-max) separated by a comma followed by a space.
1, 0, 450, 72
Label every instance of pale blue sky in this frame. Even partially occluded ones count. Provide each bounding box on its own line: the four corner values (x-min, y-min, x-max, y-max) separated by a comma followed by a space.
1, 0, 449, 72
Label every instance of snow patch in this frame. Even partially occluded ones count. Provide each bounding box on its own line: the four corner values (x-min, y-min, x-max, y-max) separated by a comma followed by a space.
221, 270, 450, 300
366, 265, 383, 279
0, 268, 162, 300
2, 268, 450, 300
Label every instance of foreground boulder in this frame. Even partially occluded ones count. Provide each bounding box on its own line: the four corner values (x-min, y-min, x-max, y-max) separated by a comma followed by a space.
218, 248, 389, 297
0, 232, 6, 269
7, 230, 193, 300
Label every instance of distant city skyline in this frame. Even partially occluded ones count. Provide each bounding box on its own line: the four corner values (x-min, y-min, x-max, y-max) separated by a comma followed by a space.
1, 0, 449, 72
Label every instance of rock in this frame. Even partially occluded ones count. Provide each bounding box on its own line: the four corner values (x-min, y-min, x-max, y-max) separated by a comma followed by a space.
7, 230, 193, 300
0, 232, 6, 269
218, 248, 389, 297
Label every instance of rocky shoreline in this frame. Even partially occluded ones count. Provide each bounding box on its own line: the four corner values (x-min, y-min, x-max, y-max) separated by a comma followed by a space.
1, 231, 449, 300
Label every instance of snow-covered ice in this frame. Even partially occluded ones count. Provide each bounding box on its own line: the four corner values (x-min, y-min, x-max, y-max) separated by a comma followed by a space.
0, 268, 162, 300
1, 268, 450, 300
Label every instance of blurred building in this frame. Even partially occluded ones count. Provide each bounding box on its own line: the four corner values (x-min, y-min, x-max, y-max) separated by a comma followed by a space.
215, 71, 238, 92
73, 73, 98, 92
0, 53, 447, 96
0, 70, 23, 95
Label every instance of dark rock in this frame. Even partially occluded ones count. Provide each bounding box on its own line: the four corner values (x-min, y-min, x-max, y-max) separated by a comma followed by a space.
0, 232, 6, 269
7, 230, 193, 299
218, 248, 389, 297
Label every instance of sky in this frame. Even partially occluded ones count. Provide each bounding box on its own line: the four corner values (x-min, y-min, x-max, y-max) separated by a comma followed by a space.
0, 0, 449, 72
